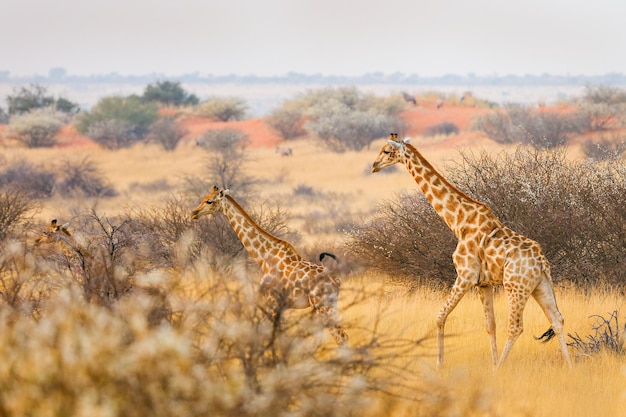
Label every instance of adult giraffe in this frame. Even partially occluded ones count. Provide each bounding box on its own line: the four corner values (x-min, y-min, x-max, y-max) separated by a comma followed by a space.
371, 133, 572, 368
191, 186, 348, 345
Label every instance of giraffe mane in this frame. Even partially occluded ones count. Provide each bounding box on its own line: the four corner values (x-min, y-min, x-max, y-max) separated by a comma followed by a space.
404, 142, 491, 209
224, 194, 300, 254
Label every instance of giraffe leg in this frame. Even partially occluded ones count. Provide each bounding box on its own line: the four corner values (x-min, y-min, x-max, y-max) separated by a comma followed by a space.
497, 285, 532, 367
477, 286, 499, 367
531, 276, 573, 368
309, 290, 348, 345
436, 281, 471, 367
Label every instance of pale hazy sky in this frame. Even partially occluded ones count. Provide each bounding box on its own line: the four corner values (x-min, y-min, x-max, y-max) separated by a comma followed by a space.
3, 0, 625, 77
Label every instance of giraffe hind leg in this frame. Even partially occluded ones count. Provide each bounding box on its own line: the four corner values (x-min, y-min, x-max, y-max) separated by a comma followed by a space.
531, 277, 573, 368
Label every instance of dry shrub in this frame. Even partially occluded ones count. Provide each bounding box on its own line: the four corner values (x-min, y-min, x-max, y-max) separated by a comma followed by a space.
580, 134, 626, 160
35, 211, 162, 309
148, 116, 189, 151
446, 147, 626, 289
56, 157, 117, 198
349, 147, 626, 290
347, 191, 456, 289
0, 257, 429, 417
7, 108, 65, 148
0, 188, 37, 241
125, 193, 295, 272
471, 105, 581, 148
0, 159, 56, 197
424, 122, 459, 137
196, 96, 247, 121
265, 107, 306, 140
567, 310, 625, 357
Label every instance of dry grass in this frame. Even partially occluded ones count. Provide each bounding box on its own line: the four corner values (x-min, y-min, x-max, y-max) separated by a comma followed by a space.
341, 277, 625, 417
0, 130, 623, 416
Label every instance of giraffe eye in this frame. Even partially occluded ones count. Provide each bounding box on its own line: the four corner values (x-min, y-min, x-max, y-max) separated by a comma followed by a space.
383, 150, 391, 155
206, 200, 213, 205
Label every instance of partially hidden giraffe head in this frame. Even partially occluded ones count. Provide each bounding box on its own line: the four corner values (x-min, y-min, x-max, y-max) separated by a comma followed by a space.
35, 219, 72, 245
191, 186, 230, 220
371, 133, 412, 173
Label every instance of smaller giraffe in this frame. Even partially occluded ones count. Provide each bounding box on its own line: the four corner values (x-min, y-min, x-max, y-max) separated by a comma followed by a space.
191, 186, 348, 345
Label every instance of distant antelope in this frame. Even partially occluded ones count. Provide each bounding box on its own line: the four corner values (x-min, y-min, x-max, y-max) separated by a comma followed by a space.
436, 98, 444, 109
402, 92, 417, 106
275, 146, 293, 156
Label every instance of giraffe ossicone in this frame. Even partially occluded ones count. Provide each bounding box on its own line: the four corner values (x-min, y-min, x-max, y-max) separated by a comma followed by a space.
191, 186, 348, 345
371, 133, 572, 369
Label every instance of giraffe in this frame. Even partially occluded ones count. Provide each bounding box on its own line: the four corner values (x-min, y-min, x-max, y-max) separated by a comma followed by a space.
191, 186, 348, 345
35, 219, 171, 323
371, 133, 572, 368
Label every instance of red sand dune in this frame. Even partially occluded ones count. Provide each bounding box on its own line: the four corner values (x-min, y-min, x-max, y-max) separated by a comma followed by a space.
181, 117, 282, 148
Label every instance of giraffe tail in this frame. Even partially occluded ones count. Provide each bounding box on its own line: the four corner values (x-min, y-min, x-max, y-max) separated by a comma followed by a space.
534, 327, 556, 343
319, 252, 337, 262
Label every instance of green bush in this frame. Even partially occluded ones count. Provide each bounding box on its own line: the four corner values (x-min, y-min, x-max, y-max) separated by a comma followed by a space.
76, 96, 158, 149
6, 84, 79, 116
142, 80, 199, 106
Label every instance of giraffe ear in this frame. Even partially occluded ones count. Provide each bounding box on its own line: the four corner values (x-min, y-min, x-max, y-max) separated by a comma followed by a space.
61, 223, 70, 231
388, 140, 402, 148
222, 189, 230, 196
403, 137, 412, 144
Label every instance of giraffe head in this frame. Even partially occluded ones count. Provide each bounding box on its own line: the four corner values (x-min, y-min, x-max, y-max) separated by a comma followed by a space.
191, 186, 230, 220
35, 219, 72, 245
371, 133, 412, 173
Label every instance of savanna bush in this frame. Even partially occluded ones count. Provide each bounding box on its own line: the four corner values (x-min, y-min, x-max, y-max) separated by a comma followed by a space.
349, 147, 626, 290
76, 96, 159, 149
281, 87, 406, 151
192, 129, 255, 195
574, 85, 626, 131
265, 107, 306, 140
125, 193, 295, 272
471, 105, 581, 148
580, 134, 626, 160
0, 159, 56, 197
142, 80, 199, 106
424, 122, 459, 137
196, 96, 247, 121
56, 157, 117, 198
7, 108, 66, 148
147, 116, 189, 151
0, 258, 425, 417
6, 83, 79, 116
0, 188, 35, 241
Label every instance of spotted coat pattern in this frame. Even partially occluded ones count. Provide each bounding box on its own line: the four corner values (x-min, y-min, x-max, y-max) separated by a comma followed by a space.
191, 186, 348, 345
371, 134, 572, 368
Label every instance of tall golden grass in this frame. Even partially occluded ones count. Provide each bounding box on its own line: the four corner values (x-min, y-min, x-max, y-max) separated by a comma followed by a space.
1, 136, 624, 416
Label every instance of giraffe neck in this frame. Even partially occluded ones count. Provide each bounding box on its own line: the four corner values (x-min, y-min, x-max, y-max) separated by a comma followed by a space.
402, 144, 497, 237
221, 195, 300, 272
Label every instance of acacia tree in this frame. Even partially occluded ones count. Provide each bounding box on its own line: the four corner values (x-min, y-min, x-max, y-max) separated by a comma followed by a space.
76, 96, 158, 149
6, 84, 79, 116
142, 81, 199, 106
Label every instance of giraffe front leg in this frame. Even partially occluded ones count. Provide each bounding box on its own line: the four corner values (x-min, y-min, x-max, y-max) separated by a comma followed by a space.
478, 286, 499, 367
309, 290, 348, 345
313, 305, 348, 345
436, 280, 472, 367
